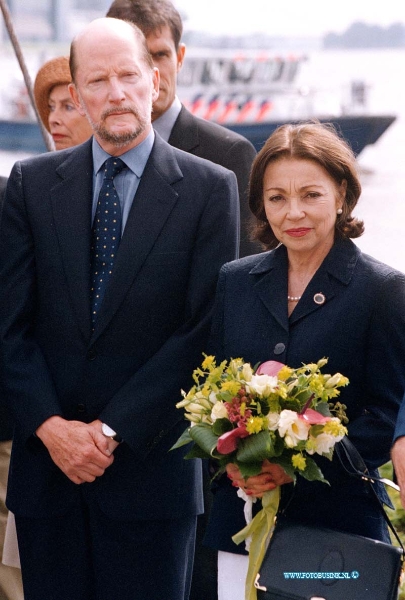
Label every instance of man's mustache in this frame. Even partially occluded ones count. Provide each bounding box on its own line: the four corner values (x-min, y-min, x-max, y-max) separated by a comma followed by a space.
101, 107, 139, 120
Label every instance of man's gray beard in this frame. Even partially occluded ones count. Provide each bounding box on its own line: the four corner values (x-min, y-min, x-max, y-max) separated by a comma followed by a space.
81, 101, 150, 148
93, 119, 146, 148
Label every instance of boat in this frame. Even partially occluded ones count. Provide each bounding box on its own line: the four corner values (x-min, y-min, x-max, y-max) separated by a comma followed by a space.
0, 49, 396, 155
177, 50, 396, 155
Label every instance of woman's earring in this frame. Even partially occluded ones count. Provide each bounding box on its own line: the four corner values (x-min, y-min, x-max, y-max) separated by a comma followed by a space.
337, 208, 343, 215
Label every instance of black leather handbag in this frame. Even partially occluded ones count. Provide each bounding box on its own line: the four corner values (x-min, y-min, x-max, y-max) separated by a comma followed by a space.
254, 439, 404, 600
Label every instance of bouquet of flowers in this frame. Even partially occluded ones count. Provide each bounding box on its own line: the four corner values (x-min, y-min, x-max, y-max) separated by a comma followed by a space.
173, 355, 349, 600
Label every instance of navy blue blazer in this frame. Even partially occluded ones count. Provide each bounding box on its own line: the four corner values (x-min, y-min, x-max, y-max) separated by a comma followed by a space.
0, 175, 13, 441
0, 134, 239, 519
168, 105, 260, 257
204, 237, 405, 552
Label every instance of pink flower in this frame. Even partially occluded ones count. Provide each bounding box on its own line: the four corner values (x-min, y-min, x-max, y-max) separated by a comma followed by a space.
299, 408, 331, 425
256, 360, 285, 376
225, 394, 252, 425
217, 426, 249, 454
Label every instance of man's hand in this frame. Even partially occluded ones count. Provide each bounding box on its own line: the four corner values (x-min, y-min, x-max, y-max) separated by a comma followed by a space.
227, 460, 293, 498
392, 437, 405, 507
36, 416, 114, 485
90, 419, 121, 455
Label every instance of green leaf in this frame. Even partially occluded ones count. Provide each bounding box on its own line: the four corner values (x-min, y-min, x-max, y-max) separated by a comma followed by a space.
322, 448, 334, 461
212, 418, 233, 436
295, 389, 314, 404
236, 430, 276, 463
184, 444, 212, 460
170, 427, 192, 450
217, 391, 233, 402
301, 457, 330, 484
236, 461, 263, 478
309, 424, 325, 437
314, 401, 332, 417
189, 423, 219, 456
272, 433, 286, 457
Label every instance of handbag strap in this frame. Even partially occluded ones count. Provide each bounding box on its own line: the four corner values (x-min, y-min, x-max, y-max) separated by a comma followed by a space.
335, 437, 404, 554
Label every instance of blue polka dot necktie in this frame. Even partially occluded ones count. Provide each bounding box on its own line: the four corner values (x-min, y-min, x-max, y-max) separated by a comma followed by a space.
90, 157, 126, 330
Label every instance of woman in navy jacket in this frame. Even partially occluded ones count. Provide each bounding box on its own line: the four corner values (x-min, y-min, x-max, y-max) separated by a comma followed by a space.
203, 122, 405, 600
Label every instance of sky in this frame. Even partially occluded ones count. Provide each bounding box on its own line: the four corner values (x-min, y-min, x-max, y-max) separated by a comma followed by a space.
174, 0, 405, 38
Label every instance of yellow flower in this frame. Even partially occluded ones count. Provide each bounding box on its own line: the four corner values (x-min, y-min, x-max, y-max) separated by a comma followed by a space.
305, 438, 317, 453
309, 374, 325, 394
221, 380, 241, 396
324, 373, 349, 389
202, 355, 216, 370
323, 418, 348, 437
246, 416, 266, 434
292, 453, 307, 471
277, 366, 293, 381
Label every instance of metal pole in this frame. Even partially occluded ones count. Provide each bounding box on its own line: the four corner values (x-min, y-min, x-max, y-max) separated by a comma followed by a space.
0, 0, 55, 151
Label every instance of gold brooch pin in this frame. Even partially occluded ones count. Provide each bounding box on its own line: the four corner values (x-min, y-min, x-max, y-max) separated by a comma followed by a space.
313, 292, 326, 305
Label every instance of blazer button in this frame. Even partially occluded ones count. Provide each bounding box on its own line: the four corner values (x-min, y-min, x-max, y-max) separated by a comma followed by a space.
77, 403, 86, 413
87, 349, 97, 361
273, 343, 286, 355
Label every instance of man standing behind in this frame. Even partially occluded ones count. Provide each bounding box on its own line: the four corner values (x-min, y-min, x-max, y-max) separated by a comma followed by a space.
107, 0, 260, 258
0, 175, 24, 600
0, 17, 238, 600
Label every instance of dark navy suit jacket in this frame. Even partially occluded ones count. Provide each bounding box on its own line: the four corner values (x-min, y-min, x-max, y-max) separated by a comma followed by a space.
0, 134, 239, 520
204, 237, 405, 552
0, 175, 13, 442
168, 105, 260, 257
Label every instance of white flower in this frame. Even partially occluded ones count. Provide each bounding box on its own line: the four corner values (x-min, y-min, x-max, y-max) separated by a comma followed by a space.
278, 410, 310, 446
209, 391, 218, 405
266, 412, 280, 431
284, 435, 296, 448
193, 391, 213, 410
241, 362, 254, 382
246, 374, 278, 397
210, 401, 229, 422
306, 432, 339, 456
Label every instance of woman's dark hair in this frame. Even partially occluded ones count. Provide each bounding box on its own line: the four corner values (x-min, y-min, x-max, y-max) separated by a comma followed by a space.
249, 121, 364, 249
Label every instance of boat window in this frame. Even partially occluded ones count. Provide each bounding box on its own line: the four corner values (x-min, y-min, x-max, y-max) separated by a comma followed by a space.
229, 60, 254, 83
177, 60, 197, 86
201, 60, 227, 85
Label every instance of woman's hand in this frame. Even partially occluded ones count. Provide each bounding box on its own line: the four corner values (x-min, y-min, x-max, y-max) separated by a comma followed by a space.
226, 460, 293, 498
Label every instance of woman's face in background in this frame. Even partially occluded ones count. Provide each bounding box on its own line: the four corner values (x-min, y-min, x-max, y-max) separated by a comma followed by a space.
48, 84, 92, 150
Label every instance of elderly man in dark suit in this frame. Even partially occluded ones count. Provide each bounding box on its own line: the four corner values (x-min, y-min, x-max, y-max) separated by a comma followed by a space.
0, 175, 24, 600
105, 5, 259, 597
0, 18, 238, 600
107, 0, 260, 259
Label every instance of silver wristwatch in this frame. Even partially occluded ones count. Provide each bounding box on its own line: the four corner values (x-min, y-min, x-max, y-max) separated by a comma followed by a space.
101, 422, 123, 443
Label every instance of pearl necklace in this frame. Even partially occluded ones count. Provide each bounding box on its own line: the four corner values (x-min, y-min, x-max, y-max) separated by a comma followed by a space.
287, 295, 301, 302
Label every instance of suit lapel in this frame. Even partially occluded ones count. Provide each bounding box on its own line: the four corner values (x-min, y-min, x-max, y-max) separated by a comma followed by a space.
251, 249, 289, 332
91, 136, 183, 342
289, 237, 360, 325
51, 141, 93, 341
168, 106, 199, 153
288, 270, 336, 325
251, 238, 360, 330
